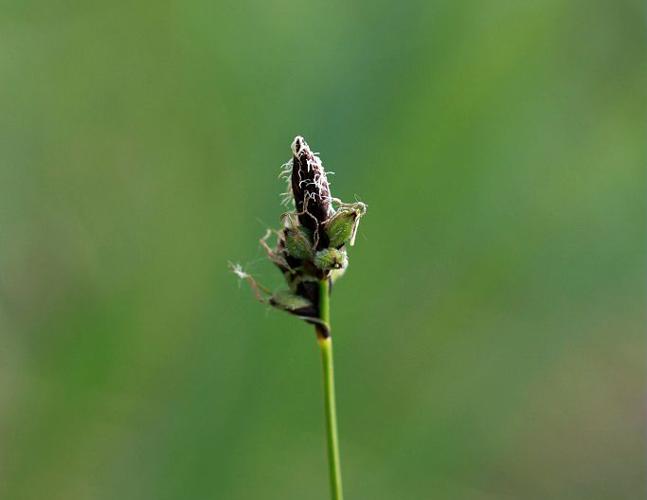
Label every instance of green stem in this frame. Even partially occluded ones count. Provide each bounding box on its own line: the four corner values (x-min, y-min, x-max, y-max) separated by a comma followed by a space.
316, 279, 343, 500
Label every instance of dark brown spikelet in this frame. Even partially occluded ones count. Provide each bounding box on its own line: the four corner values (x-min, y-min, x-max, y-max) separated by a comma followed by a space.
290, 136, 332, 238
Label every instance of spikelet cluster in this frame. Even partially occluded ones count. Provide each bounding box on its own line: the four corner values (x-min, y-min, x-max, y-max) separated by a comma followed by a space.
231, 136, 366, 324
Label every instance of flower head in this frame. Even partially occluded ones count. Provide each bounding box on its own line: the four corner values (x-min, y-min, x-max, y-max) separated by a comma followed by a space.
232, 136, 366, 324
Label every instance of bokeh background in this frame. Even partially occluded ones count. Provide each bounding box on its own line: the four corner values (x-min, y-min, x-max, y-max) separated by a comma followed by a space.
1, 1, 645, 499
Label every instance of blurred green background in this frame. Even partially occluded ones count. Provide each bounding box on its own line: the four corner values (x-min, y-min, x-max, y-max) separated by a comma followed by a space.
1, 1, 645, 499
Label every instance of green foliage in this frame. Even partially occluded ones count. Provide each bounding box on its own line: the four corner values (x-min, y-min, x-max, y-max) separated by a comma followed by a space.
1, 2, 645, 500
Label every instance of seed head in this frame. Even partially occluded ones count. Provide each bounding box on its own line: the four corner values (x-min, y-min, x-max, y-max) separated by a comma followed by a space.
232, 136, 366, 326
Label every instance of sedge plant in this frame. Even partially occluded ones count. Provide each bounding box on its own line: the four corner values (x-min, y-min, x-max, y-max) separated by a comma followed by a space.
230, 136, 366, 500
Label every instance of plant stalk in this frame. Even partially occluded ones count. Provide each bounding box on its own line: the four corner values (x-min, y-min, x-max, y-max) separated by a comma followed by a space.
316, 279, 343, 500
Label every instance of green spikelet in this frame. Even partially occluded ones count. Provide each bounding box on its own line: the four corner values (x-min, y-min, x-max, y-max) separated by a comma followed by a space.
314, 248, 348, 272
324, 202, 367, 248
284, 226, 313, 260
